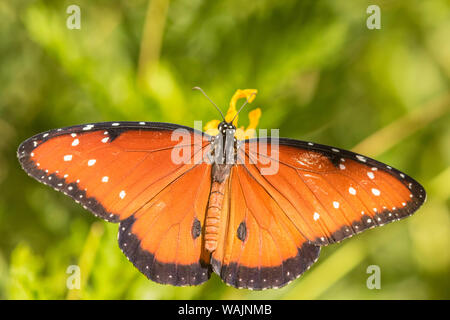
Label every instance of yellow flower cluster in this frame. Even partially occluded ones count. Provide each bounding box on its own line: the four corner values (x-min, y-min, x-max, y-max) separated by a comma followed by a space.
204, 89, 261, 140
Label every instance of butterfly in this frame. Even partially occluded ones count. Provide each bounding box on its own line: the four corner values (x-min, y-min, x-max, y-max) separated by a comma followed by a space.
17, 88, 426, 290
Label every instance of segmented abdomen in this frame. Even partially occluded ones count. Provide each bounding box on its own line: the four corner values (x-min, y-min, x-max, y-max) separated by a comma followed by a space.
204, 181, 226, 252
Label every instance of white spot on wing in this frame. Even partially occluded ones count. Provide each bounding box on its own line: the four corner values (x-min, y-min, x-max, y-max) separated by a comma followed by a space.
367, 172, 375, 179
72, 139, 79, 146
119, 190, 126, 199
83, 124, 94, 131
372, 188, 381, 196
87, 159, 96, 166
102, 176, 109, 183
356, 155, 366, 162
313, 212, 320, 221
64, 155, 72, 161
349, 187, 356, 195
333, 201, 340, 209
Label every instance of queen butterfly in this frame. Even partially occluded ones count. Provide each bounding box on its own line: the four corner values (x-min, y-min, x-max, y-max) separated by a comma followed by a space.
17, 89, 426, 290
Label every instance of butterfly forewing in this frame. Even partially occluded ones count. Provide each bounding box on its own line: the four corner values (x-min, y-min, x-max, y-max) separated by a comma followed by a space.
18, 122, 210, 221
240, 138, 426, 245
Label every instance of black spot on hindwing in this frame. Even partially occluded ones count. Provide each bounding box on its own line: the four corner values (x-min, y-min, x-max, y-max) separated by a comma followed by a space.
191, 218, 201, 239
237, 221, 247, 242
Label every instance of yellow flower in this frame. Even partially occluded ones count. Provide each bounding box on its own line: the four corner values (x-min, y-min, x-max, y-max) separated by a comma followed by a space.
204, 89, 261, 140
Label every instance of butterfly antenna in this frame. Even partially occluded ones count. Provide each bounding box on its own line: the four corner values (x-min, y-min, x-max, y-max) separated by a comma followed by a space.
230, 92, 256, 124
192, 87, 225, 121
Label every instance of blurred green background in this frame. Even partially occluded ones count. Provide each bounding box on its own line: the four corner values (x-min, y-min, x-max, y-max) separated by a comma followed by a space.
0, 0, 449, 299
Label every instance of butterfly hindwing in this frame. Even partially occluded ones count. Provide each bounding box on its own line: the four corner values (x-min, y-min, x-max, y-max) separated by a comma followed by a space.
119, 163, 213, 286
211, 165, 321, 290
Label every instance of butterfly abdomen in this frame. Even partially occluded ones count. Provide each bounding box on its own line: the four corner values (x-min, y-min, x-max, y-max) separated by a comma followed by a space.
205, 181, 225, 252
205, 164, 231, 252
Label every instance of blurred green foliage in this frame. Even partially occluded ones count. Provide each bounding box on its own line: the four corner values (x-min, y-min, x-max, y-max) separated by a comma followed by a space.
0, 0, 449, 299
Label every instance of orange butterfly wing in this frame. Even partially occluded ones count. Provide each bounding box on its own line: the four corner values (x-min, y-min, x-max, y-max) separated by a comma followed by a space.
211, 165, 320, 289
119, 163, 212, 285
212, 138, 426, 289
18, 122, 213, 285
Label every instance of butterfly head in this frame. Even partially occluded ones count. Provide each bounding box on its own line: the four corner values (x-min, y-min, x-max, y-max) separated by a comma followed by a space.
218, 121, 236, 136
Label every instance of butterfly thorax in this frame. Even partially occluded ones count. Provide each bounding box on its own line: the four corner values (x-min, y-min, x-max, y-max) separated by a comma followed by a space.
209, 121, 240, 165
